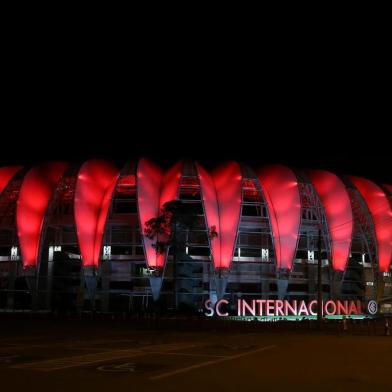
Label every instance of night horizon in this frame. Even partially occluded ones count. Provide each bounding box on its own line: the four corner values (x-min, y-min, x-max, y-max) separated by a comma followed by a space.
1, 126, 390, 184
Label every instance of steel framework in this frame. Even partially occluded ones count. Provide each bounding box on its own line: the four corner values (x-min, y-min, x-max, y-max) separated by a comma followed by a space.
0, 160, 391, 314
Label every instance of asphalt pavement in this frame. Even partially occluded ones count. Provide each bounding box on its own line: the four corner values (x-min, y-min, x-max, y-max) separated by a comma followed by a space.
0, 318, 391, 392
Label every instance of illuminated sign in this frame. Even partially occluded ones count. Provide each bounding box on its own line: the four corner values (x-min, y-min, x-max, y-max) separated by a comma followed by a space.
367, 300, 377, 315
204, 299, 373, 317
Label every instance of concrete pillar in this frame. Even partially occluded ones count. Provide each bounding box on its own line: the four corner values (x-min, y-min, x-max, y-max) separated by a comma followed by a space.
101, 261, 110, 312
24, 267, 37, 311
377, 272, 385, 303
277, 279, 289, 299
330, 270, 343, 299
277, 269, 289, 299
308, 265, 316, 296
45, 260, 54, 310
83, 266, 97, 311
261, 279, 269, 299
6, 261, 17, 310
149, 276, 163, 302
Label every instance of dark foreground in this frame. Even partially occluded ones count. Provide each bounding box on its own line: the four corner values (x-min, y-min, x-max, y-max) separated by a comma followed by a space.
0, 317, 391, 392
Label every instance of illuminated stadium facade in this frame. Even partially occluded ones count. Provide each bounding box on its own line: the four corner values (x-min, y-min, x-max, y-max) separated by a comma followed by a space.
0, 160, 392, 315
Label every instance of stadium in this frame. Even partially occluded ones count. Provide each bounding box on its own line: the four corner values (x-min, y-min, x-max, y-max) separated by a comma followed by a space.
0, 159, 392, 317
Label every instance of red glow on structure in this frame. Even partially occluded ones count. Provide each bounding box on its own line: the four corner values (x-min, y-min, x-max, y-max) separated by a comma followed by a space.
181, 177, 199, 187
116, 174, 136, 196
74, 160, 119, 268
17, 162, 68, 268
157, 161, 182, 268
196, 163, 220, 267
137, 159, 163, 269
307, 170, 353, 271
213, 162, 242, 269
0, 166, 23, 195
257, 165, 301, 271
137, 159, 182, 269
196, 162, 242, 270
243, 179, 259, 201
350, 176, 392, 272
160, 161, 182, 207
117, 174, 136, 188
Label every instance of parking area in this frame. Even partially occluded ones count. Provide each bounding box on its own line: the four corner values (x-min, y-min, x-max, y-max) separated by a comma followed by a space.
1, 319, 392, 391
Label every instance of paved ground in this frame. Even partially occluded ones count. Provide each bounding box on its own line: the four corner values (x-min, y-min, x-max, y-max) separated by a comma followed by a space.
0, 318, 391, 392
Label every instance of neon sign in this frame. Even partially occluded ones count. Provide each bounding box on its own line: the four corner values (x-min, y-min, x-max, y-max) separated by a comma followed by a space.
204, 299, 367, 317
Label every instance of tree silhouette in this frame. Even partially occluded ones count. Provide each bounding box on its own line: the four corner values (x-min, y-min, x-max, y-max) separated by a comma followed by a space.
144, 200, 218, 310
144, 200, 202, 257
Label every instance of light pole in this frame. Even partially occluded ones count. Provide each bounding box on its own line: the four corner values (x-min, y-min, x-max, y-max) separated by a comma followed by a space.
317, 227, 323, 328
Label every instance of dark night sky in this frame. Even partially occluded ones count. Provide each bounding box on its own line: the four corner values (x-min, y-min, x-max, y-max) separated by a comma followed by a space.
2, 35, 390, 184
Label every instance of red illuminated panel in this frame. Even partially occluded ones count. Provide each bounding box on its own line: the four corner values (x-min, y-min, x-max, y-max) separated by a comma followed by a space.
75, 160, 119, 268
257, 165, 301, 271
0, 166, 23, 195
307, 170, 353, 271
137, 160, 183, 269
160, 161, 182, 207
196, 162, 242, 270
196, 163, 221, 267
243, 179, 259, 202
117, 174, 136, 187
137, 159, 163, 269
17, 162, 68, 268
212, 162, 242, 269
350, 176, 392, 272
156, 161, 183, 267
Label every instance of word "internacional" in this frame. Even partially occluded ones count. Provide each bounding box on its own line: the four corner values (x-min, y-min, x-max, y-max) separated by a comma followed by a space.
204, 299, 364, 317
